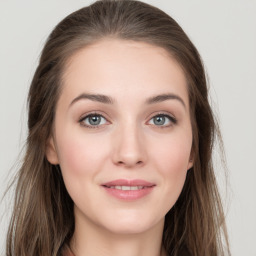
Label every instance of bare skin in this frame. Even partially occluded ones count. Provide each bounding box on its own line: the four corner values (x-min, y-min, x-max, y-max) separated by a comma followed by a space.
46, 39, 193, 256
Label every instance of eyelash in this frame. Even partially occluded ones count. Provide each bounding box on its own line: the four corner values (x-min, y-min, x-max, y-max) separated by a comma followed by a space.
79, 112, 177, 129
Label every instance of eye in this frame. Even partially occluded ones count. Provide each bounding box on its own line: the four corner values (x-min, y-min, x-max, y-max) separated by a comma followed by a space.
79, 113, 108, 128
148, 114, 177, 127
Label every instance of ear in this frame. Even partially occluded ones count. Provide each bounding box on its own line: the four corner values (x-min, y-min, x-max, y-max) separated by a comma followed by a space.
45, 136, 59, 164
187, 151, 194, 170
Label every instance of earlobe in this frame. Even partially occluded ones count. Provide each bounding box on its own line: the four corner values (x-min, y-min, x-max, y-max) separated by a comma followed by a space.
45, 137, 59, 164
187, 158, 193, 170
187, 151, 194, 170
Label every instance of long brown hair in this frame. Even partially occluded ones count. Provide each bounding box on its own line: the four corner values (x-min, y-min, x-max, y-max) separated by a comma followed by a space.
6, 0, 230, 255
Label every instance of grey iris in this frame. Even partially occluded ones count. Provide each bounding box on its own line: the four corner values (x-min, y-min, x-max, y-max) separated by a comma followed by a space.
154, 115, 165, 125
89, 115, 101, 125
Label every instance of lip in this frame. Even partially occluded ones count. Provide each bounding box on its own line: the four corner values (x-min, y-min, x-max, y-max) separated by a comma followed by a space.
101, 179, 156, 201
102, 179, 155, 187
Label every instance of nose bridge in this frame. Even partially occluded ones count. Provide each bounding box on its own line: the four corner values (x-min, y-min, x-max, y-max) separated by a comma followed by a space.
112, 119, 147, 167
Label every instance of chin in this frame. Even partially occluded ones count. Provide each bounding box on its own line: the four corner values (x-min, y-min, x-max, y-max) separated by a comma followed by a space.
105, 223, 153, 235
100, 211, 164, 235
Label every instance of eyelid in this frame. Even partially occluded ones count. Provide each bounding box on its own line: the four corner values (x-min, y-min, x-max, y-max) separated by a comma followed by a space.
78, 111, 177, 129
147, 111, 177, 127
79, 111, 111, 129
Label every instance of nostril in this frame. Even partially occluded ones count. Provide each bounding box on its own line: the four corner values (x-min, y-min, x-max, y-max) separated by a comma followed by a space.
116, 160, 144, 167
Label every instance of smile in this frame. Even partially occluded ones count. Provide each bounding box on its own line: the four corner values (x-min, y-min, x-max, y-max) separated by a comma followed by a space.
101, 179, 156, 200
105, 185, 146, 190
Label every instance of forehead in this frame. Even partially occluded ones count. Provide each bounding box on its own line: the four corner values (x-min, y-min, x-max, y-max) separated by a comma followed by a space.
60, 39, 189, 107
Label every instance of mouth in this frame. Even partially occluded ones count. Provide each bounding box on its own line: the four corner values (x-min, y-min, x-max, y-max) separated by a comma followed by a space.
102, 179, 155, 187
102, 185, 153, 190
101, 179, 156, 200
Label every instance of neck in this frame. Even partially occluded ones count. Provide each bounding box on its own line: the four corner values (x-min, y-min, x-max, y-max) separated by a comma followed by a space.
70, 207, 166, 256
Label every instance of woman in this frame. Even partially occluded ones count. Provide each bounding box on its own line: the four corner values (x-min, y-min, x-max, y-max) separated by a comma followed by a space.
6, 0, 230, 255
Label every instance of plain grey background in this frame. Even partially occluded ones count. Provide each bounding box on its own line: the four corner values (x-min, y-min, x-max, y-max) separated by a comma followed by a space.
0, 0, 256, 255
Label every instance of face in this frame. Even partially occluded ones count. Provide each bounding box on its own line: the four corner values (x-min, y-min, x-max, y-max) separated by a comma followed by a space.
46, 39, 193, 235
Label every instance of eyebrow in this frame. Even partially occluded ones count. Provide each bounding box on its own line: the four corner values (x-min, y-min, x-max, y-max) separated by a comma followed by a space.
69, 93, 186, 109
70, 93, 115, 106
146, 93, 186, 108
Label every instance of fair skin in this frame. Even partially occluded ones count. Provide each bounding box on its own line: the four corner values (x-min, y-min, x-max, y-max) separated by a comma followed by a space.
46, 39, 193, 256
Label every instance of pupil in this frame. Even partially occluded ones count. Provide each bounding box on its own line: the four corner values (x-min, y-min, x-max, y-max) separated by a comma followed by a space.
89, 115, 101, 125
154, 116, 165, 125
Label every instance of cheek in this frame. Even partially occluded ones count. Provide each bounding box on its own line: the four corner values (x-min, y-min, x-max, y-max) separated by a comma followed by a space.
55, 130, 111, 205
153, 133, 192, 173
56, 129, 110, 177
149, 131, 192, 198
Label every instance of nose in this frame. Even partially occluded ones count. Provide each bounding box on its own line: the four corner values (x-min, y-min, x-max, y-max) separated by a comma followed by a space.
112, 124, 147, 168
